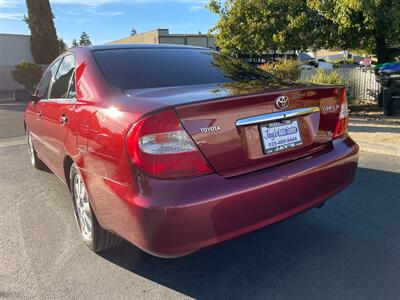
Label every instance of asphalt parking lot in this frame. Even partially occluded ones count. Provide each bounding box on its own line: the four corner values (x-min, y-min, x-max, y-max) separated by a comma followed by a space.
1, 102, 400, 299
0, 101, 26, 139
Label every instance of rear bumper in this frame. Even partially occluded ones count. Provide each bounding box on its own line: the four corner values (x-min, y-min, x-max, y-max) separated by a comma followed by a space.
95, 135, 359, 257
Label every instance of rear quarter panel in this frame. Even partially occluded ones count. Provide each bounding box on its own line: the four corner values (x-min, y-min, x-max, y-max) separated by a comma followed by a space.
70, 48, 156, 228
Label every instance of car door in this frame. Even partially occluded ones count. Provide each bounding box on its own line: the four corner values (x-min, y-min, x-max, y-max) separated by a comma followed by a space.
28, 59, 61, 159
39, 54, 76, 176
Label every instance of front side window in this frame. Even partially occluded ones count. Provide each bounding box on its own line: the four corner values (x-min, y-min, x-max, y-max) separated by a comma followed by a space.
37, 59, 60, 99
50, 55, 75, 99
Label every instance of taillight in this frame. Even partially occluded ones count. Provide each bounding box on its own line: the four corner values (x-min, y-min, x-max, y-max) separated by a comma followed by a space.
126, 109, 213, 179
333, 88, 348, 138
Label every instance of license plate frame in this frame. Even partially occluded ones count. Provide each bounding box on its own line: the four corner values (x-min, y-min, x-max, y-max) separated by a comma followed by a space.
259, 119, 303, 155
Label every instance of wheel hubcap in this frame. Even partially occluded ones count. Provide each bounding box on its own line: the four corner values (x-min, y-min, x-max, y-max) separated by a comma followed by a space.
73, 173, 93, 241
27, 133, 35, 165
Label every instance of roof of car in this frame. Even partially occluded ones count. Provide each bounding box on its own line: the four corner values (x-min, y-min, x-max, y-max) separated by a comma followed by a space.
91, 44, 209, 51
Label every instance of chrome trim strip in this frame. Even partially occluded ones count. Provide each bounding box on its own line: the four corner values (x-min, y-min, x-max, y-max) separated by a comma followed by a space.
235, 107, 320, 126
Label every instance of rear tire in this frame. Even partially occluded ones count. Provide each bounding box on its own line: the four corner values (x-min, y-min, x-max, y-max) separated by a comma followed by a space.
70, 163, 122, 252
26, 130, 48, 171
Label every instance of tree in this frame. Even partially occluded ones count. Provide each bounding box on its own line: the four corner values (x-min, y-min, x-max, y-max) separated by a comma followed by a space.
207, 0, 335, 57
71, 39, 79, 47
58, 38, 67, 54
24, 0, 59, 64
11, 62, 43, 92
130, 27, 137, 36
79, 31, 92, 46
307, 0, 400, 63
208, 0, 400, 63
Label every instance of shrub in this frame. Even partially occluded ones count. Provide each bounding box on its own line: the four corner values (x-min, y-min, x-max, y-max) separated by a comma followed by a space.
308, 69, 352, 99
11, 61, 43, 92
260, 59, 301, 81
309, 69, 342, 84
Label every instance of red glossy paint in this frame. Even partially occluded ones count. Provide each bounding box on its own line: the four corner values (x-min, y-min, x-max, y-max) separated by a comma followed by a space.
25, 45, 359, 257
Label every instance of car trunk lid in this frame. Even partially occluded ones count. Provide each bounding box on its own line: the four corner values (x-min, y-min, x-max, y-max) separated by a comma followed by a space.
125, 82, 344, 177
172, 83, 344, 176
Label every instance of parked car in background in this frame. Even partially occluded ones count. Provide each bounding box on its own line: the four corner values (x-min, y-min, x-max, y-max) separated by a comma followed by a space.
24, 44, 359, 257
316, 60, 334, 70
299, 59, 334, 70
298, 52, 314, 63
359, 57, 372, 67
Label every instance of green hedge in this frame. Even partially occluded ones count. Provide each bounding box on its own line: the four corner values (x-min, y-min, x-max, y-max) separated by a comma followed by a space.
11, 61, 43, 92
260, 59, 301, 82
308, 69, 352, 99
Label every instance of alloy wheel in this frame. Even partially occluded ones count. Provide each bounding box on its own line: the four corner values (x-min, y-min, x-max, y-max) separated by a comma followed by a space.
73, 173, 93, 242
27, 132, 35, 166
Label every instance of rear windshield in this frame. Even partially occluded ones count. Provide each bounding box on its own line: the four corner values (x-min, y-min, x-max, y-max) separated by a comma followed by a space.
92, 48, 276, 90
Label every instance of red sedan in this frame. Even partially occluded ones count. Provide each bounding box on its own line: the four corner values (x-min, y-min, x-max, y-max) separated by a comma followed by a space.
24, 45, 358, 257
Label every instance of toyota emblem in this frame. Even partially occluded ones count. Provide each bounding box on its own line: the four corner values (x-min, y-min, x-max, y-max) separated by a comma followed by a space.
275, 96, 289, 110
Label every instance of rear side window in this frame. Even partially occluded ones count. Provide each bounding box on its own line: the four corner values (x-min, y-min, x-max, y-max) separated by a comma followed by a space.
93, 48, 275, 90
50, 55, 75, 99
37, 59, 60, 99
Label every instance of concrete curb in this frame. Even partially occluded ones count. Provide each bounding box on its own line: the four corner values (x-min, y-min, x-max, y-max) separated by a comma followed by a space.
0, 136, 26, 148
348, 119, 400, 156
354, 139, 400, 156
0, 98, 14, 103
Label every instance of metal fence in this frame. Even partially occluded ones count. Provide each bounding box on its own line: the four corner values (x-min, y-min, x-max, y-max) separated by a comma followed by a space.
299, 67, 380, 101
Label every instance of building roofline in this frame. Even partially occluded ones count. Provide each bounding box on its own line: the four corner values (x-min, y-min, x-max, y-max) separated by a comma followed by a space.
92, 43, 208, 51
0, 33, 31, 37
108, 28, 214, 44
166, 34, 213, 37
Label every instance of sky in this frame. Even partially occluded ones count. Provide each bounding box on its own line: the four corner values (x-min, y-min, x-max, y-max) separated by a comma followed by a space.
0, 0, 219, 45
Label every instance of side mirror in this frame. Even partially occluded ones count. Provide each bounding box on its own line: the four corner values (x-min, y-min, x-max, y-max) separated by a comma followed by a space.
31, 94, 41, 103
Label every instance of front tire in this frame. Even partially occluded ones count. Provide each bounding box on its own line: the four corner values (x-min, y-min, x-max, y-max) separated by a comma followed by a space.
70, 164, 122, 252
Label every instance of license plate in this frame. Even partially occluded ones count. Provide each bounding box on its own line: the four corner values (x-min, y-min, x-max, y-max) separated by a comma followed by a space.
259, 120, 302, 154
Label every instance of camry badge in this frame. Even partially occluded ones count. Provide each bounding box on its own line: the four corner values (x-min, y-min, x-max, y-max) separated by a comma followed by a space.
275, 96, 289, 110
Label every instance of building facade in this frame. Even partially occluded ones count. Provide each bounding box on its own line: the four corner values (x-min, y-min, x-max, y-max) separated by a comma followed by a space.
110, 29, 216, 49
0, 33, 34, 92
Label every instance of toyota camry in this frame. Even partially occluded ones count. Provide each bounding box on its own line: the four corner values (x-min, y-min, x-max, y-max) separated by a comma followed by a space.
24, 44, 359, 257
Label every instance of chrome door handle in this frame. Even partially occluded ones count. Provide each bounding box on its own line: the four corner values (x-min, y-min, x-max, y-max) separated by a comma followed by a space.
60, 115, 68, 125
